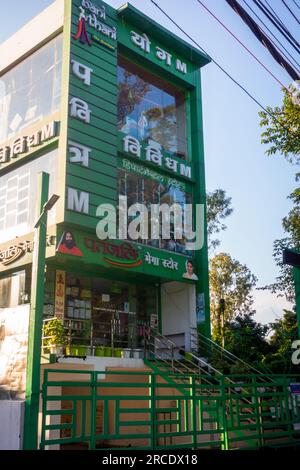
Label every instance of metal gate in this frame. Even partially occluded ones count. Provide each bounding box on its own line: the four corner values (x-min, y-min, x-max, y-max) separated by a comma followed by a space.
40, 369, 300, 450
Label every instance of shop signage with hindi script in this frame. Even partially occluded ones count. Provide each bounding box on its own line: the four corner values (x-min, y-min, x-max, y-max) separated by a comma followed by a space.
0, 233, 56, 273
55, 270, 66, 320
0, 121, 59, 170
56, 228, 198, 282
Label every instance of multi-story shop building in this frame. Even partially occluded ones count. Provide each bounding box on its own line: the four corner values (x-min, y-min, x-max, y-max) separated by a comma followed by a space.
0, 0, 210, 360
0, 0, 211, 448
1, 0, 300, 453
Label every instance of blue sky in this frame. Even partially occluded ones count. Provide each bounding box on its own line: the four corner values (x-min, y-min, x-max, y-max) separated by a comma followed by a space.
1, 0, 297, 322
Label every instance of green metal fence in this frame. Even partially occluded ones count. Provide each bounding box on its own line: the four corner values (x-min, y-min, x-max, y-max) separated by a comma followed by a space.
40, 369, 300, 450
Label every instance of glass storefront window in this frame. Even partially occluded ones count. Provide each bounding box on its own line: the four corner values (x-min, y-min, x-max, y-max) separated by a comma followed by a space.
0, 35, 62, 143
0, 149, 58, 244
0, 271, 27, 308
47, 273, 158, 351
118, 57, 188, 159
118, 169, 192, 254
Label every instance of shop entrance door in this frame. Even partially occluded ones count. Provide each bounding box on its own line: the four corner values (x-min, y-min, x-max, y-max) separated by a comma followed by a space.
91, 307, 134, 350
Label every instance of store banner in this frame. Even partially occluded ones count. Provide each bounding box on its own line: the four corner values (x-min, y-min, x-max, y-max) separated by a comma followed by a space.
56, 228, 199, 282
55, 270, 66, 320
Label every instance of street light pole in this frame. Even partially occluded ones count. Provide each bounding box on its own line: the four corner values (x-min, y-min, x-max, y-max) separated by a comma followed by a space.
23, 172, 58, 450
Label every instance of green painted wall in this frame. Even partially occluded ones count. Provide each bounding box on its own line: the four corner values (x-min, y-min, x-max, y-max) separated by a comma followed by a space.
65, 0, 118, 229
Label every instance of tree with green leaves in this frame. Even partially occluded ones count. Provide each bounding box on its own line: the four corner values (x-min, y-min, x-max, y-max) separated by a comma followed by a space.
206, 189, 233, 250
220, 313, 270, 374
259, 88, 300, 301
209, 252, 257, 341
263, 310, 298, 373
259, 87, 300, 166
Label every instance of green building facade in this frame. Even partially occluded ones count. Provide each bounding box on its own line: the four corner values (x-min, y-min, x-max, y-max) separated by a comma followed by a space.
0, 0, 211, 360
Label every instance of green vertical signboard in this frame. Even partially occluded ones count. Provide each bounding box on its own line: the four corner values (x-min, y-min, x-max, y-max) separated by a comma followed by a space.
56, 0, 211, 331
65, 0, 118, 228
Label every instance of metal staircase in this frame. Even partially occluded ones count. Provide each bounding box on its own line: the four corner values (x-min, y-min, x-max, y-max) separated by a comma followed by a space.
143, 327, 300, 449
190, 328, 274, 378
39, 327, 300, 450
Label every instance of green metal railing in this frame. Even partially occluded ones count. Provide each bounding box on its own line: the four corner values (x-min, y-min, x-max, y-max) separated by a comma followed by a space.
40, 369, 300, 450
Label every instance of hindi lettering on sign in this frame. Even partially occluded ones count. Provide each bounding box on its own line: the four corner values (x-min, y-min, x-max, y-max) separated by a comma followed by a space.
129, 31, 188, 74
26, 132, 40, 149
146, 143, 163, 166
68, 141, 91, 167
0, 241, 34, 266
0, 121, 58, 168
84, 238, 140, 262
70, 97, 91, 124
165, 157, 178, 173
71, 60, 93, 86
145, 252, 160, 266
0, 147, 9, 164
11, 138, 26, 158
131, 31, 151, 53
162, 258, 179, 270
156, 47, 172, 66
123, 135, 141, 157
122, 135, 192, 180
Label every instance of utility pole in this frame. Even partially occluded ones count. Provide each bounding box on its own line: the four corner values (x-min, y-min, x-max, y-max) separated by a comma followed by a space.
23, 172, 59, 449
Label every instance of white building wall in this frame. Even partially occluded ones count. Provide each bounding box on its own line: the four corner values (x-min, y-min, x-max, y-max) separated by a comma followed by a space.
0, 0, 64, 73
161, 282, 196, 352
0, 400, 24, 449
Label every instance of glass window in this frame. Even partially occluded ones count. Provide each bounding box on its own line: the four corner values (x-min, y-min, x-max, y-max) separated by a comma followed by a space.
0, 271, 27, 308
0, 35, 62, 143
0, 149, 58, 244
118, 57, 188, 159
118, 169, 192, 254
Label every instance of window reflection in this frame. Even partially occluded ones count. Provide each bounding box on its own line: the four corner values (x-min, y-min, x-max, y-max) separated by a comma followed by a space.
0, 35, 62, 143
0, 150, 58, 244
118, 57, 187, 160
118, 169, 192, 254
0, 271, 27, 308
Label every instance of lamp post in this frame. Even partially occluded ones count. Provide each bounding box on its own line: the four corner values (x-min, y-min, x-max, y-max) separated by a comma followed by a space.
23, 172, 59, 450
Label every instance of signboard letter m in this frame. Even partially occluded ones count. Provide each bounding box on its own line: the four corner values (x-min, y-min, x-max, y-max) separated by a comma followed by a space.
67, 188, 89, 214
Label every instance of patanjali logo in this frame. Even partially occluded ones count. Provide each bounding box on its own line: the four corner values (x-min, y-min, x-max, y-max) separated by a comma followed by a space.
73, 6, 92, 46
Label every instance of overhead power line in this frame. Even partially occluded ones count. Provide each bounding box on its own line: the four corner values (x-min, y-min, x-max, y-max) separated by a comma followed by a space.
291, 0, 300, 12
242, 0, 300, 72
196, 0, 291, 90
281, 0, 300, 26
225, 0, 299, 81
149, 0, 298, 140
252, 0, 300, 54
265, 0, 287, 30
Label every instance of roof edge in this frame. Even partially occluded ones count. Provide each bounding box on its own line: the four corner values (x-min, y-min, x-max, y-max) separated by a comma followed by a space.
117, 3, 211, 68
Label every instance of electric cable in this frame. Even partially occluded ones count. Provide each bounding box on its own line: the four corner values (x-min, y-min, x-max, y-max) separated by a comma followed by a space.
196, 0, 289, 91
265, 0, 288, 30
291, 0, 300, 12
281, 0, 300, 26
252, 0, 300, 53
150, 0, 298, 141
242, 0, 300, 72
226, 0, 299, 80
